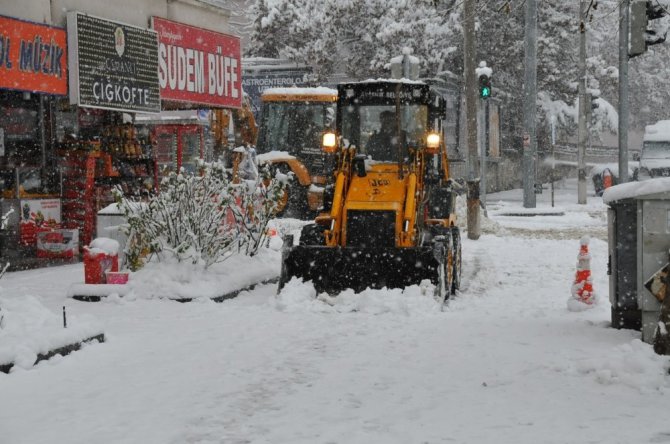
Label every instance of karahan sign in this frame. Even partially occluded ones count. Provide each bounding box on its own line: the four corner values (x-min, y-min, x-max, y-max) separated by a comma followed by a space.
67, 12, 160, 113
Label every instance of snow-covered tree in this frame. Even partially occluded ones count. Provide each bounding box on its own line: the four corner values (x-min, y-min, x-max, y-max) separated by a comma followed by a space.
247, 0, 459, 80
246, 0, 670, 139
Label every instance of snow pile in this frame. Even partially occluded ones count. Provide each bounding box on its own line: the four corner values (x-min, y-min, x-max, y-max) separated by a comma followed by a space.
574, 340, 670, 393
86, 237, 120, 256
129, 247, 281, 300
455, 194, 501, 235
256, 151, 295, 163
0, 294, 103, 369
589, 162, 637, 178
273, 278, 443, 315
602, 177, 670, 203
261, 87, 337, 96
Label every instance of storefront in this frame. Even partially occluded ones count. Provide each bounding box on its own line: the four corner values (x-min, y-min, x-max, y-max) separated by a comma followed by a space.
1, 8, 243, 268
0, 14, 69, 265
55, 12, 160, 248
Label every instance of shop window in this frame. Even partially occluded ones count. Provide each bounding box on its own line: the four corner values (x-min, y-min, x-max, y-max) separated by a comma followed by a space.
0, 91, 40, 167
155, 130, 177, 181
181, 131, 202, 175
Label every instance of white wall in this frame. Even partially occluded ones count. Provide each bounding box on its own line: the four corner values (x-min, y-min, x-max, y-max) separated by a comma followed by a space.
167, 0, 231, 34
50, 0, 166, 28
49, 0, 230, 31
0, 0, 51, 24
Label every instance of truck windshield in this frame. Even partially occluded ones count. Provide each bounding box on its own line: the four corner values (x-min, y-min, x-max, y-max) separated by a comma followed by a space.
256, 102, 335, 155
341, 104, 428, 162
642, 141, 670, 158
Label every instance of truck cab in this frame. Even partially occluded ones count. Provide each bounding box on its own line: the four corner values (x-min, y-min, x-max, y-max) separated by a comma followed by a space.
638, 120, 670, 179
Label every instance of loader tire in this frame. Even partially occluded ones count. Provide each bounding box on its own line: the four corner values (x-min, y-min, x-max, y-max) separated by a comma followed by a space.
432, 241, 447, 303
445, 236, 454, 302
433, 235, 454, 304
275, 165, 309, 219
299, 224, 326, 246
451, 227, 462, 295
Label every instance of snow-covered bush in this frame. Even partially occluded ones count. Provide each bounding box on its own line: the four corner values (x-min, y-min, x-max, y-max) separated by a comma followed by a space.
0, 208, 12, 281
115, 154, 286, 270
1, 208, 14, 328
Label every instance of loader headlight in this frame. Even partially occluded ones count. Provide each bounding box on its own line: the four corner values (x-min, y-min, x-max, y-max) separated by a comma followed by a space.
426, 132, 441, 151
322, 132, 337, 153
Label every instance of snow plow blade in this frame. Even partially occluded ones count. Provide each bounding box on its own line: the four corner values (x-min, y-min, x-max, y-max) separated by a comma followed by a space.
279, 241, 443, 295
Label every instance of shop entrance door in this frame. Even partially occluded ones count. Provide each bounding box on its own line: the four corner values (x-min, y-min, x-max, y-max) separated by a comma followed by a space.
152, 124, 204, 185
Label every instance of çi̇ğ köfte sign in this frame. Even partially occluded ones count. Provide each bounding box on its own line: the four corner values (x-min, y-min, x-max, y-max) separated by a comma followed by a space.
67, 12, 160, 113
0, 15, 67, 95
151, 17, 241, 109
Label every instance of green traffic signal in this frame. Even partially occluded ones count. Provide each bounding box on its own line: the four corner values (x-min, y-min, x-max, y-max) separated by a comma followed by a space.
478, 74, 492, 99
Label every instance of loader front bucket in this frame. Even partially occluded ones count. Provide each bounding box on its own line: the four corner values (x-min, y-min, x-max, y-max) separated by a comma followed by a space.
278, 241, 444, 295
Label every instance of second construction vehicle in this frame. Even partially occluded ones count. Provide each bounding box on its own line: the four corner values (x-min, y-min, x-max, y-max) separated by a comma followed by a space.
255, 87, 338, 218
279, 80, 462, 300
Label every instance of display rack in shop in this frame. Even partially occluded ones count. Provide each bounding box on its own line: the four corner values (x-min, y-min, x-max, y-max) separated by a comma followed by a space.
59, 124, 154, 247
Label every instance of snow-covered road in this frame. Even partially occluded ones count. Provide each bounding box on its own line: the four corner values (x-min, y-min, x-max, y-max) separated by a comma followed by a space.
1, 179, 669, 444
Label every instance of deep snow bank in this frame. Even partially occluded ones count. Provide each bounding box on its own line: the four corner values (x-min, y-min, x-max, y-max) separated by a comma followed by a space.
128, 247, 282, 300
273, 278, 444, 315
0, 294, 103, 370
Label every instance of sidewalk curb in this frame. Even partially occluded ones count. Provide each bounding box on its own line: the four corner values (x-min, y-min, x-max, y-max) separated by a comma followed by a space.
0, 333, 105, 374
174, 277, 280, 303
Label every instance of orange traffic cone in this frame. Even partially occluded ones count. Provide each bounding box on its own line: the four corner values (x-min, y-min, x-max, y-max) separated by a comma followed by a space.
603, 168, 613, 190
571, 236, 595, 305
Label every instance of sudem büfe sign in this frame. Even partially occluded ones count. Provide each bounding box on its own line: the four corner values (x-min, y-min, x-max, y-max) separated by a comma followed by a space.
152, 17, 241, 109
67, 12, 160, 113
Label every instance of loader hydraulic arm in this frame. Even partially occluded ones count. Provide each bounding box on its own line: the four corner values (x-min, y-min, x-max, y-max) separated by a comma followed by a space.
323, 147, 354, 246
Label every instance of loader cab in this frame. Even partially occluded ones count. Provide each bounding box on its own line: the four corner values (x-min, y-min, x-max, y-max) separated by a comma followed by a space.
337, 81, 446, 163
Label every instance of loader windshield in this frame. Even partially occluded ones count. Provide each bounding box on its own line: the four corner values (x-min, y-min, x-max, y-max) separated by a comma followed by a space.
341, 104, 428, 162
256, 102, 335, 155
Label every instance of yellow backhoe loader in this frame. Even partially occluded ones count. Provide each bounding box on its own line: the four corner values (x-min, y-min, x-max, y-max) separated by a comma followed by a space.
255, 87, 337, 218
279, 80, 461, 300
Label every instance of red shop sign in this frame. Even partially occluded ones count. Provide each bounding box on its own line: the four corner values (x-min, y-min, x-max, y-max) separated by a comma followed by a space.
0, 15, 67, 95
152, 17, 241, 109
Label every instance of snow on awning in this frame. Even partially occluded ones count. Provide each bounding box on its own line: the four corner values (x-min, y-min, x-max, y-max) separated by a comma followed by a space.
602, 178, 670, 204
262, 87, 337, 96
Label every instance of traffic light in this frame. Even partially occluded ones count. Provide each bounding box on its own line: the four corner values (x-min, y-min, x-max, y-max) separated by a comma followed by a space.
630, 0, 668, 58
478, 73, 492, 99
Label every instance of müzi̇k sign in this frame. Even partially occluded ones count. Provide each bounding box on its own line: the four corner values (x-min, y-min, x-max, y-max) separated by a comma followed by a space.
67, 12, 160, 113
0, 15, 67, 95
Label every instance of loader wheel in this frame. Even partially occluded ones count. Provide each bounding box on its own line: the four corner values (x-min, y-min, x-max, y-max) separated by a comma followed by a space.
444, 236, 455, 302
451, 227, 462, 295
433, 241, 447, 303
299, 224, 326, 246
274, 165, 309, 219
433, 236, 454, 304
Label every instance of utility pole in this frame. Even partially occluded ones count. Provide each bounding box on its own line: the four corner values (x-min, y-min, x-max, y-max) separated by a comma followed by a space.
463, 0, 480, 240
522, 0, 537, 208
480, 99, 488, 209
618, 0, 630, 183
577, 0, 588, 204
476, 61, 492, 210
